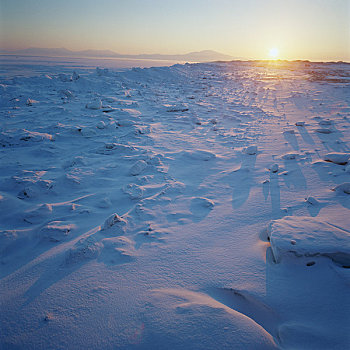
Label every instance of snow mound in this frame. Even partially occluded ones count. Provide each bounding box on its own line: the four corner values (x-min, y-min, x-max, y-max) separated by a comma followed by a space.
191, 197, 214, 209
14, 173, 53, 198
65, 236, 102, 265
0, 230, 20, 255
324, 152, 349, 165
97, 142, 135, 155
152, 288, 278, 350
62, 156, 87, 169
96, 121, 107, 129
123, 183, 144, 199
130, 160, 148, 175
190, 197, 214, 218
39, 221, 75, 242
100, 236, 136, 264
162, 181, 186, 195
182, 149, 216, 161
96, 197, 112, 209
20, 129, 54, 142
281, 153, 298, 160
24, 203, 53, 224
267, 216, 350, 266
86, 99, 102, 110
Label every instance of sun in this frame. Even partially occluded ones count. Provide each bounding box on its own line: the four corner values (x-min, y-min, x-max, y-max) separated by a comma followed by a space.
269, 48, 279, 59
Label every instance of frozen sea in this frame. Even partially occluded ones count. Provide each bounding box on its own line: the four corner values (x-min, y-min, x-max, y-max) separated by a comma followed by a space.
0, 56, 350, 349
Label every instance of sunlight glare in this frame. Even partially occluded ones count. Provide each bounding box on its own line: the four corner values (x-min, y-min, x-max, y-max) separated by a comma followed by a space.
269, 48, 279, 59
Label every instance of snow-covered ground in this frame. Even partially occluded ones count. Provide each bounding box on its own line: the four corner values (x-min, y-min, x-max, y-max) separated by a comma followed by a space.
1, 58, 349, 349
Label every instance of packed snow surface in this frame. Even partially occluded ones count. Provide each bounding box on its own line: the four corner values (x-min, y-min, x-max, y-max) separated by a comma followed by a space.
1, 59, 350, 349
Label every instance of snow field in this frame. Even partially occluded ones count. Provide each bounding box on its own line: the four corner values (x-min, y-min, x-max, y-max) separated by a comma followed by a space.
1, 60, 350, 349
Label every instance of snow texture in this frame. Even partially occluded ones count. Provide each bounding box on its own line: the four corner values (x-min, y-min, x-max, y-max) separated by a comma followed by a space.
0, 57, 349, 350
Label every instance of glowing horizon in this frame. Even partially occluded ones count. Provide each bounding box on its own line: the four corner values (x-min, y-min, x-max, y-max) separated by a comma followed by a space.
1, 0, 349, 61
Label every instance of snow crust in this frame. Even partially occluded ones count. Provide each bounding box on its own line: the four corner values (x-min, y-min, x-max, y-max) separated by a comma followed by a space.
0, 58, 349, 350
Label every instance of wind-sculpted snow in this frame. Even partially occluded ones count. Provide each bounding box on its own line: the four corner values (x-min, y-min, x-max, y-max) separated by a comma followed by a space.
0, 60, 349, 349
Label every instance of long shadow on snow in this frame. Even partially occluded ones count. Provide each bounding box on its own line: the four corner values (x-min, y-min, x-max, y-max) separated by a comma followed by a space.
297, 126, 315, 146
228, 154, 257, 209
283, 131, 299, 151
314, 126, 349, 152
282, 159, 307, 190
0, 194, 97, 279
22, 228, 133, 306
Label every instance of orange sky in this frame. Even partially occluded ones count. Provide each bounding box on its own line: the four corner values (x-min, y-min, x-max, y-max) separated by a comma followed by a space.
1, 0, 349, 61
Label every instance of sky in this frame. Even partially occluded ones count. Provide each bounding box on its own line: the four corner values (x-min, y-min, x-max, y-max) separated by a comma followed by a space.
0, 0, 349, 61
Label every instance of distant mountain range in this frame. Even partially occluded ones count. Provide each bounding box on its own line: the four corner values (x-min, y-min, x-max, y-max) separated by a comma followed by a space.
0, 47, 234, 62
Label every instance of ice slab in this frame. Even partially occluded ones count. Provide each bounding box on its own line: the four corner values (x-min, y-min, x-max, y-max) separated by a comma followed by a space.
267, 216, 350, 266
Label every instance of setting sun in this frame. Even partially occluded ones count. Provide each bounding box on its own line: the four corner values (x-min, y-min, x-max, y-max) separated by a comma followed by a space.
269, 48, 279, 59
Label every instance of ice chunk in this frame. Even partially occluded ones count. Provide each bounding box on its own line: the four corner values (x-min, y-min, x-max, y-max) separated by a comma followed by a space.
305, 196, 319, 205
333, 183, 350, 194
319, 119, 333, 126
324, 153, 349, 165
58, 73, 72, 82
101, 213, 127, 231
244, 146, 258, 155
96, 121, 106, 129
72, 71, 80, 80
267, 216, 350, 266
96, 67, 109, 76
315, 128, 332, 134
60, 89, 74, 99
26, 99, 38, 106
166, 103, 189, 112
270, 164, 279, 173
